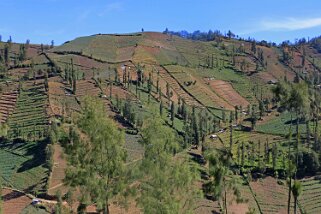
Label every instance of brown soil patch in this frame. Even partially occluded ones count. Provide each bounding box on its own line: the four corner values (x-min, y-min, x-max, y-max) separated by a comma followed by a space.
75, 80, 101, 97
0, 90, 18, 123
48, 144, 68, 196
259, 46, 295, 81
155, 66, 202, 107
250, 176, 297, 214
117, 46, 135, 62
2, 188, 32, 214
208, 80, 249, 108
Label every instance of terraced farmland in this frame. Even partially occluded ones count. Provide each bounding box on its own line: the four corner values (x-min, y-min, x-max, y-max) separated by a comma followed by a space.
208, 79, 249, 108
75, 79, 101, 97
249, 176, 296, 214
7, 82, 49, 139
165, 65, 234, 110
299, 177, 321, 214
0, 90, 18, 123
2, 188, 32, 214
155, 65, 202, 107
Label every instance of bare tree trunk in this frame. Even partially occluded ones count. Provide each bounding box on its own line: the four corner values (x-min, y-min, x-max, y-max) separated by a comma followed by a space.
287, 177, 292, 214
224, 189, 228, 214
295, 111, 299, 179
104, 200, 110, 214
294, 197, 297, 214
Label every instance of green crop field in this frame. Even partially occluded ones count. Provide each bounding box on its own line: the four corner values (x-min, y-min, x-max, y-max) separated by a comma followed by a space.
7, 82, 49, 140
0, 141, 48, 192
257, 111, 321, 136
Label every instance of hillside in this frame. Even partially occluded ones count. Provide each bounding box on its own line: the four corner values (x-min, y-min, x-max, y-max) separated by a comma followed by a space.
47, 32, 300, 112
0, 32, 320, 213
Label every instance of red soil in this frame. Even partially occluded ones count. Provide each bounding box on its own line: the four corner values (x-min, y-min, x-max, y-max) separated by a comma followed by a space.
48, 144, 68, 196
208, 80, 249, 108
2, 188, 32, 214
259, 46, 296, 81
75, 80, 101, 97
0, 90, 19, 123
155, 66, 202, 107
250, 176, 297, 214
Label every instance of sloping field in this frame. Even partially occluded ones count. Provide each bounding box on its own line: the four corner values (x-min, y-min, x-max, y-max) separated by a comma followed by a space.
53, 34, 142, 63
52, 35, 95, 53
132, 45, 158, 64
103, 84, 134, 100
75, 79, 101, 97
227, 182, 260, 214
155, 65, 202, 107
48, 77, 81, 116
0, 141, 48, 191
0, 90, 18, 124
208, 79, 249, 108
7, 81, 49, 139
249, 176, 296, 214
299, 176, 321, 214
47, 53, 110, 72
165, 65, 234, 110
260, 46, 296, 81
2, 188, 32, 214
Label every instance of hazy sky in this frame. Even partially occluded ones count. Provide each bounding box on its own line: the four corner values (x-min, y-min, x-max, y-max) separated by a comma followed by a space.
1, 0, 321, 45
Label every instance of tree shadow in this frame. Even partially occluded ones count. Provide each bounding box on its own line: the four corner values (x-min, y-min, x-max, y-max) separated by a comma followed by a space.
2, 189, 25, 202
17, 139, 48, 173
0, 138, 49, 173
284, 117, 305, 125
188, 150, 206, 165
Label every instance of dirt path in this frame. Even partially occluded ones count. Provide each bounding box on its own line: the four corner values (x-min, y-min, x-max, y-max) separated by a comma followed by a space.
48, 144, 67, 196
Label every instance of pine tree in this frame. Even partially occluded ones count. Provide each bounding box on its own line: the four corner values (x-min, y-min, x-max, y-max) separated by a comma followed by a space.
109, 76, 112, 99
44, 71, 49, 92
138, 118, 197, 213
64, 97, 127, 213
206, 150, 243, 214
241, 141, 245, 166
0, 178, 2, 214
159, 99, 163, 116
170, 101, 175, 126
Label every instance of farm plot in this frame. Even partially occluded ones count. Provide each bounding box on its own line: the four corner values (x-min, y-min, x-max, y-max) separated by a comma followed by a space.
52, 35, 96, 54
1, 188, 32, 214
191, 67, 257, 104
83, 35, 118, 62
154, 66, 202, 107
103, 84, 134, 100
299, 177, 321, 214
208, 79, 249, 108
0, 141, 48, 191
0, 90, 18, 124
7, 82, 49, 139
75, 80, 101, 97
259, 46, 296, 81
47, 53, 111, 77
48, 81, 80, 116
206, 129, 288, 169
165, 65, 233, 110
256, 111, 321, 136
249, 176, 296, 214
132, 45, 159, 64
227, 182, 260, 214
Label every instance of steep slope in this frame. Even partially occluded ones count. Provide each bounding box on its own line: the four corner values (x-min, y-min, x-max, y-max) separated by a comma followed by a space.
47, 32, 303, 112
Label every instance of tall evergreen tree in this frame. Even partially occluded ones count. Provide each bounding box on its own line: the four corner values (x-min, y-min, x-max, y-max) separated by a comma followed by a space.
138, 118, 198, 214
64, 97, 127, 214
